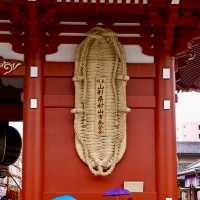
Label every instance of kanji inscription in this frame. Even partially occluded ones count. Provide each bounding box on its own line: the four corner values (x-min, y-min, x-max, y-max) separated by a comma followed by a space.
96, 79, 105, 135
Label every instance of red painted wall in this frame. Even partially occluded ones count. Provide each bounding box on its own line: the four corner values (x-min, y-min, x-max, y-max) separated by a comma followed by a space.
43, 63, 157, 200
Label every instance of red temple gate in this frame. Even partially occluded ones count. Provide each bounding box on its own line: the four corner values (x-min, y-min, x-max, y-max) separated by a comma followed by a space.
1, 0, 200, 200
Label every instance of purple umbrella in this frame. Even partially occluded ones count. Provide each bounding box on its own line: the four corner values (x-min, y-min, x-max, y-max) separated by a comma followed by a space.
103, 188, 130, 196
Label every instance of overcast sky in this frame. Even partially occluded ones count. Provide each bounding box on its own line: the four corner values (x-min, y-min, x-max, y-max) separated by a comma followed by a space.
176, 91, 200, 126
9, 121, 23, 136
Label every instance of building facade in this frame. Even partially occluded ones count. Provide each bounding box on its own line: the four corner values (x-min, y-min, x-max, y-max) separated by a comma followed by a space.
177, 121, 200, 142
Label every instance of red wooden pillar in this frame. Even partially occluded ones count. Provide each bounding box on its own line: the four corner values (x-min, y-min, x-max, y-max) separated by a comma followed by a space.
22, 3, 44, 200
155, 54, 178, 200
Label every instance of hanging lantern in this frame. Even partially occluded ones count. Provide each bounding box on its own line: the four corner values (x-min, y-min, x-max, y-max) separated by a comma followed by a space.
0, 126, 22, 166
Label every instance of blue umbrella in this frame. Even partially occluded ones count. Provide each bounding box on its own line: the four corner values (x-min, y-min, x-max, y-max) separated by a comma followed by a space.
52, 195, 76, 200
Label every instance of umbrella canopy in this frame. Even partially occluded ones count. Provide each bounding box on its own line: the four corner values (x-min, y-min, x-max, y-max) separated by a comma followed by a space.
103, 188, 130, 196
52, 195, 76, 200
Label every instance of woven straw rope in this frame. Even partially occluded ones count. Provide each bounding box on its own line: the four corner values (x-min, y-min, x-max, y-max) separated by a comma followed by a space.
72, 27, 130, 176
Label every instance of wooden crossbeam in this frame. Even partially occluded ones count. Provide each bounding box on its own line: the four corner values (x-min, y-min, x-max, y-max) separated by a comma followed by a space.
53, 24, 153, 34
44, 34, 154, 54
40, 0, 171, 6
2, 62, 156, 78
0, 34, 12, 42
41, 0, 151, 4
0, 23, 11, 31
47, 35, 153, 44
57, 3, 150, 16
0, 1, 198, 55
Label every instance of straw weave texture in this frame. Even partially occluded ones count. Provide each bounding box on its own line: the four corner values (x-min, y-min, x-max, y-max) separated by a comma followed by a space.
72, 27, 130, 176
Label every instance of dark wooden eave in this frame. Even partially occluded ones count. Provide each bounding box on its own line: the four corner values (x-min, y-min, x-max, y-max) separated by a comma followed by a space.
1, 0, 200, 91
0, 0, 199, 55
176, 38, 200, 91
